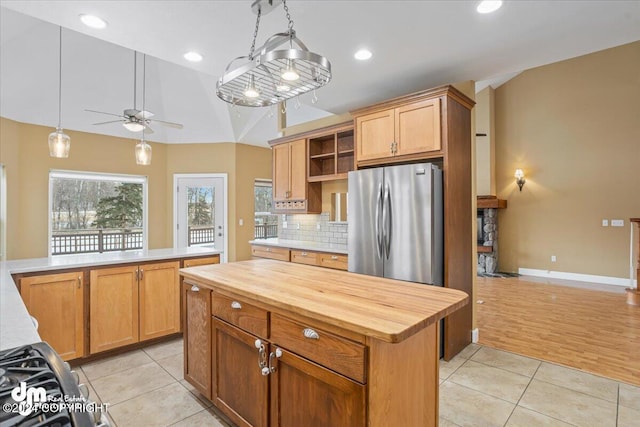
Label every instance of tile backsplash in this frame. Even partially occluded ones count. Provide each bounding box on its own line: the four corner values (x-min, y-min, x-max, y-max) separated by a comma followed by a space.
278, 213, 348, 245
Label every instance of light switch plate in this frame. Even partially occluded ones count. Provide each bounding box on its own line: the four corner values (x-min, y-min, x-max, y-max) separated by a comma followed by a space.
602, 219, 609, 227
611, 219, 624, 227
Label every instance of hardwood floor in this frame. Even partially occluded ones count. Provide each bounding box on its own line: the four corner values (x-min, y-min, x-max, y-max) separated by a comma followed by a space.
476, 275, 640, 386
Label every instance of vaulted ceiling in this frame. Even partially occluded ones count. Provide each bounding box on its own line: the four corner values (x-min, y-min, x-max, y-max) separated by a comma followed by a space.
1, 1, 639, 146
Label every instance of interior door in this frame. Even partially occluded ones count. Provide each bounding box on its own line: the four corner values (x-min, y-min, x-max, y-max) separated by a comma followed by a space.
175, 176, 226, 261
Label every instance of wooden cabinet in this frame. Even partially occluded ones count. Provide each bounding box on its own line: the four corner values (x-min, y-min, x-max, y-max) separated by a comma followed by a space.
290, 250, 318, 266
20, 272, 85, 361
307, 123, 355, 181
183, 282, 212, 399
354, 97, 441, 166
317, 253, 348, 271
251, 245, 291, 262
270, 139, 321, 213
90, 261, 180, 353
183, 256, 220, 268
270, 349, 366, 427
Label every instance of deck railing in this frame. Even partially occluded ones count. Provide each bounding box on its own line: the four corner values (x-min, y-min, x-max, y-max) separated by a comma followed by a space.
188, 226, 215, 246
254, 224, 278, 239
51, 229, 143, 255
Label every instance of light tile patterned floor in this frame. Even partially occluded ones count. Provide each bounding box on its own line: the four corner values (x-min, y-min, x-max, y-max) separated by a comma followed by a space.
79, 338, 639, 426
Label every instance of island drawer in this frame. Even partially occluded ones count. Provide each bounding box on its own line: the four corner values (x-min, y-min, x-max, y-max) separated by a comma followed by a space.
251, 245, 290, 262
270, 313, 366, 383
212, 293, 268, 339
318, 253, 348, 270
290, 250, 319, 266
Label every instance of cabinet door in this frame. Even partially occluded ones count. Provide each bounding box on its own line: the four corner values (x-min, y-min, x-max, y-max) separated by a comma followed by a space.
183, 255, 220, 268
183, 283, 212, 399
20, 272, 84, 361
395, 98, 441, 155
90, 266, 139, 354
289, 139, 307, 200
355, 109, 395, 162
273, 143, 291, 201
139, 261, 180, 341
212, 319, 269, 427
271, 349, 366, 427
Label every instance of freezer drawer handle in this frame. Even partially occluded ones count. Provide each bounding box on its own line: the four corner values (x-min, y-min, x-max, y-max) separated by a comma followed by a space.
303, 328, 320, 340
231, 301, 242, 310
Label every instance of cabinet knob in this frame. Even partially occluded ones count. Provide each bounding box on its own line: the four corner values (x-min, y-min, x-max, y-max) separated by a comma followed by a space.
330, 255, 338, 260
266, 248, 272, 252
190, 285, 200, 292
231, 301, 242, 310
303, 328, 320, 340
301, 252, 307, 256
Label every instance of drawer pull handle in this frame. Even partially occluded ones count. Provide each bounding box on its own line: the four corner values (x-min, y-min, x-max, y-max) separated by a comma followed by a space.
301, 252, 307, 256
231, 301, 242, 310
303, 328, 320, 340
330, 255, 339, 260
190, 285, 200, 292
266, 248, 272, 252
268, 347, 283, 374
255, 339, 269, 376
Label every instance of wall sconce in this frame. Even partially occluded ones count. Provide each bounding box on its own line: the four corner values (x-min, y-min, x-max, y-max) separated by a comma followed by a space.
514, 169, 526, 191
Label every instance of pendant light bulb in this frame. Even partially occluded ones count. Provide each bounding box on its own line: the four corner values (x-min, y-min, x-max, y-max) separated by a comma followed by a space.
48, 128, 70, 158
244, 75, 260, 98
281, 59, 300, 81
135, 139, 152, 165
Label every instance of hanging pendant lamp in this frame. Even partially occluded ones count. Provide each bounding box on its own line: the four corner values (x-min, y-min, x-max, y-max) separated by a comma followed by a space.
135, 54, 152, 165
216, 0, 331, 107
48, 27, 70, 158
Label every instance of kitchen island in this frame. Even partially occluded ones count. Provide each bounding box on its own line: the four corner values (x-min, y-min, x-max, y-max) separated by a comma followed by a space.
180, 259, 469, 427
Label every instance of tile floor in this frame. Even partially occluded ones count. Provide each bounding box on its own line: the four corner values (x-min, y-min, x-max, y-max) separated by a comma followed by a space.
77, 338, 640, 427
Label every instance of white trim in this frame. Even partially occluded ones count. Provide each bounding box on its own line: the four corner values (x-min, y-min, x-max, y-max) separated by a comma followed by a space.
173, 173, 228, 263
471, 328, 479, 344
518, 268, 638, 288
50, 169, 146, 184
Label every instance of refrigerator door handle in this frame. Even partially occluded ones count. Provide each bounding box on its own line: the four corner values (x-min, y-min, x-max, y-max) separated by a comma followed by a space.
383, 184, 392, 259
375, 183, 383, 259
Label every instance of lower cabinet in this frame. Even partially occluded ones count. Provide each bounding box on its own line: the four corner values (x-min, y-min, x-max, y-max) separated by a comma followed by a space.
183, 282, 212, 399
20, 271, 85, 361
90, 261, 180, 354
270, 349, 365, 427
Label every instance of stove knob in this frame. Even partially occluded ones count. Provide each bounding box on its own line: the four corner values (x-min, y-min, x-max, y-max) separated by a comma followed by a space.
63, 362, 71, 371
86, 399, 103, 424
69, 370, 80, 384
78, 383, 90, 399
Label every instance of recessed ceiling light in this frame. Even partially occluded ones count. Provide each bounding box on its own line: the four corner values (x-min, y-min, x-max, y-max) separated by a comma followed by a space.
79, 14, 108, 29
354, 49, 372, 61
476, 1, 503, 14
184, 51, 203, 62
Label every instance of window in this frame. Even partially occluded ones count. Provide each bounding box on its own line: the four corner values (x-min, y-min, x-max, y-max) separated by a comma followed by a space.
0, 164, 5, 261
254, 179, 277, 239
49, 171, 147, 256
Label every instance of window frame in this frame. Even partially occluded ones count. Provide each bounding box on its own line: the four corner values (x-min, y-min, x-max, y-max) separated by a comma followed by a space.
48, 170, 149, 257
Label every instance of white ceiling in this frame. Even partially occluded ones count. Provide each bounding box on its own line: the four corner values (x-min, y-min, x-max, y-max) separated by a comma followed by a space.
1, 1, 639, 147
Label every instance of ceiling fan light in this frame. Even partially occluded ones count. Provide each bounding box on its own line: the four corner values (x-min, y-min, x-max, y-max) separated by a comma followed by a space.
281, 59, 300, 81
135, 139, 152, 165
476, 0, 503, 14
244, 75, 260, 98
48, 129, 70, 158
123, 121, 145, 132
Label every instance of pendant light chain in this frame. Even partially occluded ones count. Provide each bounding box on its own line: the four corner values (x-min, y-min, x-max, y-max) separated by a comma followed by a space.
282, 0, 294, 31
248, 7, 262, 60
142, 54, 146, 138
57, 27, 62, 129
133, 51, 137, 109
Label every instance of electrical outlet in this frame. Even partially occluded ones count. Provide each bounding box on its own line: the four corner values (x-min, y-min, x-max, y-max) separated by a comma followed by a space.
239, 219, 244, 226
295, 223, 300, 230
551, 255, 557, 262
602, 219, 609, 227
317, 223, 321, 230
283, 221, 288, 229
611, 219, 624, 227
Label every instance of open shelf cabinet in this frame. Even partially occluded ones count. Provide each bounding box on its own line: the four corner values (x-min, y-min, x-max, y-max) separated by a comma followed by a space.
308, 124, 355, 182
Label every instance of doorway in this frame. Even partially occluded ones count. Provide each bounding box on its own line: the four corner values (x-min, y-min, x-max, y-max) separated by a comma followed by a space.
174, 174, 227, 263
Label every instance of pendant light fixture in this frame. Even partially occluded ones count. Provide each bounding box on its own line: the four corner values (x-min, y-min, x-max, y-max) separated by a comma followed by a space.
135, 54, 152, 166
48, 27, 70, 158
216, 0, 331, 107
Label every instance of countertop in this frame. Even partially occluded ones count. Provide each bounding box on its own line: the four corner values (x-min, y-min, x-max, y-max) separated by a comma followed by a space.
180, 259, 469, 343
0, 247, 221, 351
249, 238, 348, 255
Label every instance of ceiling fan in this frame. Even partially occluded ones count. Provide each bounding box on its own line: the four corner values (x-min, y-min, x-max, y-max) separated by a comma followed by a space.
86, 52, 183, 134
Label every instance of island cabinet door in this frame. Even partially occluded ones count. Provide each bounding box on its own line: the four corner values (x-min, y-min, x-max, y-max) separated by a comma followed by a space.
270, 348, 366, 427
212, 318, 269, 427
183, 283, 212, 400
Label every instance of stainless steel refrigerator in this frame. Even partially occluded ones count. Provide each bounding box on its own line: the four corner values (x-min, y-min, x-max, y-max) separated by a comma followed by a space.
347, 163, 443, 286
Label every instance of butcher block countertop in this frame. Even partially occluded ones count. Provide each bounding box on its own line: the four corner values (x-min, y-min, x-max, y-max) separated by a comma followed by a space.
180, 259, 469, 343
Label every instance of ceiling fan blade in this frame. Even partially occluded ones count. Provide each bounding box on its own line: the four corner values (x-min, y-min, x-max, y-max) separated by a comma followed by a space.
85, 109, 124, 118
144, 126, 155, 134
150, 119, 184, 129
124, 108, 141, 118
93, 120, 124, 126
135, 110, 154, 119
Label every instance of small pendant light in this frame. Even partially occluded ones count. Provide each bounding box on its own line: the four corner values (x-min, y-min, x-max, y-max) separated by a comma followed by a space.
135, 54, 152, 165
48, 27, 70, 158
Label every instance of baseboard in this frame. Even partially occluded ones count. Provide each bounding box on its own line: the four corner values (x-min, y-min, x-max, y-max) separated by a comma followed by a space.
471, 328, 479, 344
518, 268, 638, 288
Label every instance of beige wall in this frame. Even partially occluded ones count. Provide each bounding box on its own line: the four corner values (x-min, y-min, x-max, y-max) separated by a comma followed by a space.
475, 87, 496, 196
0, 118, 272, 262
495, 41, 640, 278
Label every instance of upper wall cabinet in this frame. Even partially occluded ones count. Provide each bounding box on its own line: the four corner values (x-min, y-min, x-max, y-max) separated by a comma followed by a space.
307, 122, 355, 182
353, 95, 442, 167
